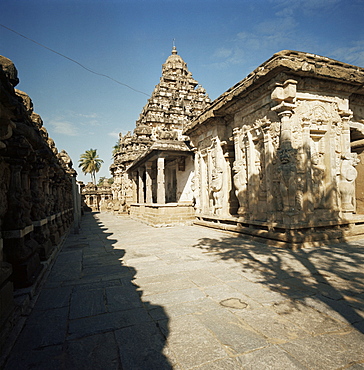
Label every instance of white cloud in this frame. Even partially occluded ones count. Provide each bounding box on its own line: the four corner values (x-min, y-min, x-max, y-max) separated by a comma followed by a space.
80, 119, 101, 127
254, 16, 297, 37
49, 120, 78, 136
209, 46, 247, 69
213, 48, 233, 59
76, 113, 98, 118
273, 0, 340, 16
210, 12, 297, 70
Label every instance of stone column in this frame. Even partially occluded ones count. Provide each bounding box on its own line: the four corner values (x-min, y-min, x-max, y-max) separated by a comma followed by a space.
157, 157, 165, 204
278, 110, 293, 148
132, 171, 138, 203
233, 127, 243, 161
340, 110, 353, 155
145, 162, 153, 204
200, 154, 208, 214
302, 119, 313, 213
193, 151, 201, 214
246, 131, 255, 216
138, 168, 145, 203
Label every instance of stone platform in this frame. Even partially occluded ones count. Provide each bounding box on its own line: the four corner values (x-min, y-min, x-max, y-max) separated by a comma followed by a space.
2, 212, 364, 369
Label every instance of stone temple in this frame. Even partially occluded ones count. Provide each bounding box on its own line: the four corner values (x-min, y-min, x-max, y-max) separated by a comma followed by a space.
110, 46, 211, 225
110, 49, 364, 247
2, 46, 364, 356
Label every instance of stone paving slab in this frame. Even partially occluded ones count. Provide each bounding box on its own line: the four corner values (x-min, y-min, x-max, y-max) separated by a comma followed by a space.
3, 212, 364, 369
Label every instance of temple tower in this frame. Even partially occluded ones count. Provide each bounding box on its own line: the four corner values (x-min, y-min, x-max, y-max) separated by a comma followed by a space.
110, 47, 210, 214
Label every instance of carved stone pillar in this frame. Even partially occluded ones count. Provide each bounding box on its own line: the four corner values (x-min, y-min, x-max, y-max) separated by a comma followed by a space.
132, 171, 138, 203
232, 128, 247, 216
145, 162, 153, 204
233, 127, 242, 161
302, 119, 314, 213
138, 167, 145, 203
262, 123, 274, 216
271, 82, 297, 217
271, 79, 297, 149
157, 157, 165, 204
200, 154, 208, 214
278, 110, 294, 148
246, 131, 255, 216
5, 164, 25, 230
340, 110, 353, 154
192, 151, 201, 213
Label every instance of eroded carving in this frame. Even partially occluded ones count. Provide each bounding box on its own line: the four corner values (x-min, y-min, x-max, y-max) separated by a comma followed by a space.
339, 153, 360, 212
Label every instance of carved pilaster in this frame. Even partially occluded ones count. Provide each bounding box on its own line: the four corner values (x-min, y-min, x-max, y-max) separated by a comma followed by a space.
339, 109, 353, 155
192, 151, 201, 213
232, 127, 248, 216
262, 121, 274, 217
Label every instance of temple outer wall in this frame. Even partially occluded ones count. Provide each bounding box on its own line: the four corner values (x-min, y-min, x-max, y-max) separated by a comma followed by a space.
0, 56, 79, 354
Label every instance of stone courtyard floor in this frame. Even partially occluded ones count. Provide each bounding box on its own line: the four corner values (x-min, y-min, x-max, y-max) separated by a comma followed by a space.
3, 211, 364, 369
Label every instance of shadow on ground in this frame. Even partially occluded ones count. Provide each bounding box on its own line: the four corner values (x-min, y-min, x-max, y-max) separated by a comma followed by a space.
4, 212, 172, 370
193, 234, 364, 334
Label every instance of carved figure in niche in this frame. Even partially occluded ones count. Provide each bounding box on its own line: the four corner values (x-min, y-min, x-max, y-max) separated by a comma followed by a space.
311, 104, 329, 126
209, 137, 225, 215
339, 153, 360, 212
210, 167, 223, 215
233, 159, 247, 215
31, 176, 46, 220
311, 152, 326, 209
255, 144, 267, 200
278, 147, 297, 212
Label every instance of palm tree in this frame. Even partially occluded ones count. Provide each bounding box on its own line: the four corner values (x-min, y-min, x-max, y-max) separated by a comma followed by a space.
78, 149, 103, 184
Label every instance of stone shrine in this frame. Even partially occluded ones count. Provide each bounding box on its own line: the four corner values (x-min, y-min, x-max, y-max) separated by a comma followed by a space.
110, 47, 210, 225
185, 50, 364, 246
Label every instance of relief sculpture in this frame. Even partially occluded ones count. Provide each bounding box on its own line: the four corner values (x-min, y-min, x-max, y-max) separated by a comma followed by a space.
339, 153, 359, 212
210, 137, 225, 216
210, 167, 223, 215
278, 147, 297, 212
311, 152, 326, 209
233, 158, 247, 215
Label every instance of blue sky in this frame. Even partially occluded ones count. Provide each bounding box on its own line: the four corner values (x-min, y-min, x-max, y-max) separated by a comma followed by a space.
1, 0, 363, 183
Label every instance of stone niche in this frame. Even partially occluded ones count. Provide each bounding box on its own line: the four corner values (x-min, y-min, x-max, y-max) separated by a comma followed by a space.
186, 50, 364, 247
